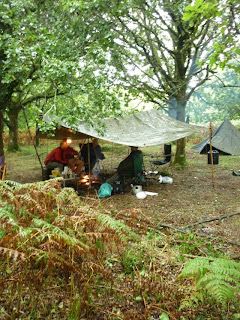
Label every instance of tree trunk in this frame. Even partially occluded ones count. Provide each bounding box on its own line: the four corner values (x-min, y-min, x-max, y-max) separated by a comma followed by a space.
0, 111, 4, 157
7, 107, 20, 152
35, 123, 40, 147
173, 100, 186, 165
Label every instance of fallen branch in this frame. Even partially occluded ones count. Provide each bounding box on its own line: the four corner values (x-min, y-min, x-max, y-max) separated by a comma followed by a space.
184, 212, 240, 229
156, 223, 240, 247
156, 222, 188, 233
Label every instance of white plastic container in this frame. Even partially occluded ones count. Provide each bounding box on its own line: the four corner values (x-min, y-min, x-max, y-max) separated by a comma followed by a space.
159, 175, 173, 184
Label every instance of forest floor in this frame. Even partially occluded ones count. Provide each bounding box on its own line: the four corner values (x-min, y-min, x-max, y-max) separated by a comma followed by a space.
2, 138, 240, 319
5, 139, 240, 258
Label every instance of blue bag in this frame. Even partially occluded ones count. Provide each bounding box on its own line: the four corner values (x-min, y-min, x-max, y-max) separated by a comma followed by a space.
98, 183, 112, 198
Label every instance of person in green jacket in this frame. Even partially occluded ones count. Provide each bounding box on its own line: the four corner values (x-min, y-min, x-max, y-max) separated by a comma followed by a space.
106, 146, 143, 184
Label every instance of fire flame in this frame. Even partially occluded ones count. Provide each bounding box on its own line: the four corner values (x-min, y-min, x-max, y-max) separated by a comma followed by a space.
79, 174, 99, 186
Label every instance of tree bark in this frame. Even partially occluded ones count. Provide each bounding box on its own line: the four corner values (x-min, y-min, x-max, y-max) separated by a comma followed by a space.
35, 123, 40, 147
0, 110, 4, 157
173, 98, 187, 165
7, 107, 20, 152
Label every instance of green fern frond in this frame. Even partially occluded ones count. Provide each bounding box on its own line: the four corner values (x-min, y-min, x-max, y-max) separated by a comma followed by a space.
32, 218, 89, 251
0, 206, 19, 228
197, 271, 240, 287
179, 257, 210, 278
0, 180, 22, 189
210, 259, 240, 280
179, 292, 204, 310
179, 257, 240, 308
97, 213, 140, 242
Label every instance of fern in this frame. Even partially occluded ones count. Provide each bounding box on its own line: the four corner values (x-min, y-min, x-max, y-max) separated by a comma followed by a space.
97, 213, 140, 242
179, 257, 240, 308
32, 218, 89, 251
0, 178, 147, 318
0, 205, 19, 228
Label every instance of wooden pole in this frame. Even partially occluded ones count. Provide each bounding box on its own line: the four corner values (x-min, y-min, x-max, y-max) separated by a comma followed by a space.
87, 138, 91, 189
209, 121, 214, 188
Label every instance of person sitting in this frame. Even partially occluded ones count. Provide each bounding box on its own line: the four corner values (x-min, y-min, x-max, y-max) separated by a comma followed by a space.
63, 141, 84, 174
44, 140, 68, 174
80, 138, 105, 171
106, 146, 143, 184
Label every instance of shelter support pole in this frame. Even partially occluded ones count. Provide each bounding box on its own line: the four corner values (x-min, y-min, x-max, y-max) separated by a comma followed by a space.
209, 121, 214, 188
79, 138, 87, 152
87, 138, 91, 189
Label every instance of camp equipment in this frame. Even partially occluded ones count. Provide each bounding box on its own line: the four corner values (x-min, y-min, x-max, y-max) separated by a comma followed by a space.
132, 185, 142, 194
98, 183, 112, 198
159, 175, 173, 184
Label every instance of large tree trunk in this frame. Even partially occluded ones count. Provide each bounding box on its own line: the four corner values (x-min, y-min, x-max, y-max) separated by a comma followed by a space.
0, 111, 4, 157
7, 107, 20, 152
173, 99, 187, 165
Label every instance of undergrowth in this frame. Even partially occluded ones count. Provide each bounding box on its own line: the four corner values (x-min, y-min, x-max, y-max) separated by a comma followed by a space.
0, 179, 239, 319
0, 179, 181, 319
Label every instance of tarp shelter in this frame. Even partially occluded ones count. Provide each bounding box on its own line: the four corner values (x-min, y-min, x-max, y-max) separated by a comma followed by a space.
192, 119, 240, 155
38, 109, 203, 147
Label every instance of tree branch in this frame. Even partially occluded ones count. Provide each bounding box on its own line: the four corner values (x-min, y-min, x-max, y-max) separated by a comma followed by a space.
186, 66, 210, 101
184, 212, 240, 229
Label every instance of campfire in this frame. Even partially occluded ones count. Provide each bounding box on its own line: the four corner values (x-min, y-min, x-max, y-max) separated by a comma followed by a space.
79, 175, 100, 187
80, 174, 90, 186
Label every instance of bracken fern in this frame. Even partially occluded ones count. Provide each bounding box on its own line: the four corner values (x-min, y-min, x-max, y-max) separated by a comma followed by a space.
0, 179, 143, 318
179, 257, 240, 309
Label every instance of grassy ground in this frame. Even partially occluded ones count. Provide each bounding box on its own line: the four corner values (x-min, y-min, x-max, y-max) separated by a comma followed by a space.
1, 137, 240, 319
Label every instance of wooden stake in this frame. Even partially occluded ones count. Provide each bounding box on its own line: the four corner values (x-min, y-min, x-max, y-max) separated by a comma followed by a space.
87, 138, 92, 189
209, 121, 214, 188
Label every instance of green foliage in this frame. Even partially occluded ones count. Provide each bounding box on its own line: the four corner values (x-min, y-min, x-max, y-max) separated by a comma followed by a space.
183, 0, 240, 70
179, 257, 240, 309
67, 294, 82, 320
159, 312, 170, 320
0, 0, 123, 155
97, 213, 140, 242
187, 68, 240, 123
121, 248, 144, 274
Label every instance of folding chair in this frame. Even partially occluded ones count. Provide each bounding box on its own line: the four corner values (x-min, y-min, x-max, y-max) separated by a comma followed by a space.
0, 156, 6, 181
150, 144, 172, 167
115, 150, 145, 190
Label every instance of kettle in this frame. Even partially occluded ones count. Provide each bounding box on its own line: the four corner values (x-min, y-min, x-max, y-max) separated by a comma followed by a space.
131, 185, 142, 194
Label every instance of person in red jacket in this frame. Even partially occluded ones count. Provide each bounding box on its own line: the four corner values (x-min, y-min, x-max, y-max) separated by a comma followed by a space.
63, 144, 84, 174
44, 140, 68, 173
